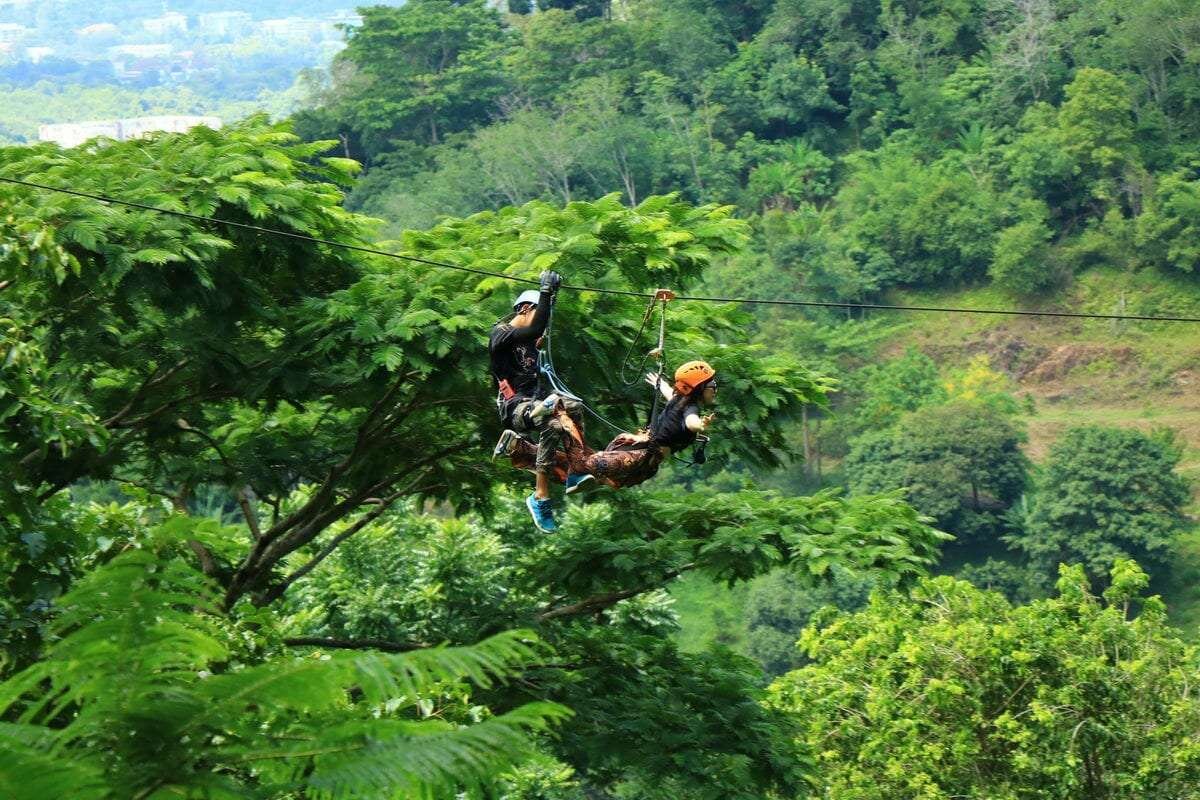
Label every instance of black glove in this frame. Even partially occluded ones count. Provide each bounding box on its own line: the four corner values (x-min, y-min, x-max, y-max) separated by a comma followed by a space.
540, 270, 562, 294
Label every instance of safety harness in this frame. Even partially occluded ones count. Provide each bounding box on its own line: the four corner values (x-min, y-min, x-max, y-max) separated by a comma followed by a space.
538, 289, 711, 467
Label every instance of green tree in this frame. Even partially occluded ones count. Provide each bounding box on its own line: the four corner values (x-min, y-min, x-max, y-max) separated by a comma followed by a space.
833, 141, 1012, 287
1007, 426, 1191, 583
845, 347, 947, 432
505, 10, 638, 106
989, 216, 1058, 295
0, 521, 568, 799
743, 140, 834, 212
298, 0, 511, 162
847, 400, 1029, 542
708, 41, 841, 141
1136, 169, 1200, 273
744, 567, 872, 676
1007, 68, 1141, 219
769, 561, 1200, 799
1, 119, 945, 797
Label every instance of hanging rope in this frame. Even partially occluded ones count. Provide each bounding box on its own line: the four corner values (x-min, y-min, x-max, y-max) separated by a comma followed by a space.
538, 301, 630, 436
618, 296, 661, 387
644, 290, 672, 428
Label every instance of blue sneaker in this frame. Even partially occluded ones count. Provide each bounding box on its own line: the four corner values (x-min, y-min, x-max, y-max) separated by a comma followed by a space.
526, 493, 557, 533
564, 473, 597, 496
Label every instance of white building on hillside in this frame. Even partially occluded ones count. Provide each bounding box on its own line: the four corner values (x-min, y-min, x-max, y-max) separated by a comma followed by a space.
108, 43, 173, 59
0, 23, 29, 43
260, 17, 325, 39
143, 13, 188, 37
39, 115, 222, 148
197, 11, 253, 37
38, 120, 121, 146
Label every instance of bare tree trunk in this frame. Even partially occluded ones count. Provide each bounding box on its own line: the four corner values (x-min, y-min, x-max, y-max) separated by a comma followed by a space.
815, 415, 823, 482
801, 405, 813, 479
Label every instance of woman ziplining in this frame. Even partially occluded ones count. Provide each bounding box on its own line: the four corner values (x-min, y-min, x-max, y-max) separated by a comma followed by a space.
488, 272, 716, 531
500, 360, 718, 491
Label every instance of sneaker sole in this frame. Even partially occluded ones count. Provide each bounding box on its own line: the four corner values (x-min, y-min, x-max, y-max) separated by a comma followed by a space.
565, 475, 598, 496
492, 431, 517, 460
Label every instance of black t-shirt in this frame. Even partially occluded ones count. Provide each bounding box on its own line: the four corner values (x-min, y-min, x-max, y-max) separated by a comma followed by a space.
488, 287, 554, 419
489, 323, 543, 401
650, 395, 700, 451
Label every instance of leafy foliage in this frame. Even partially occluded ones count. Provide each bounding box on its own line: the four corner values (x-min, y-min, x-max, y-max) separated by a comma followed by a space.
0, 519, 568, 800
847, 400, 1029, 543
1007, 426, 1191, 584
769, 562, 1200, 799
1, 114, 949, 798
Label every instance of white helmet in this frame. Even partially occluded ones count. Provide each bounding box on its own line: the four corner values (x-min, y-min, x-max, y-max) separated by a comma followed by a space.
512, 289, 541, 311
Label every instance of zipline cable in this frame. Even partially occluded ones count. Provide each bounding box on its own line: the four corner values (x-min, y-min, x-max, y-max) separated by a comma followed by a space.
7, 176, 1200, 324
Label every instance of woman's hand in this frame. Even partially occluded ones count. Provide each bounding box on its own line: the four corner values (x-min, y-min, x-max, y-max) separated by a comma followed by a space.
645, 371, 674, 400
613, 431, 649, 447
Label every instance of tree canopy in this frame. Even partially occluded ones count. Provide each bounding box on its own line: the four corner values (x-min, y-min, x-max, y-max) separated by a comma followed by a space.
0, 117, 945, 798
770, 561, 1200, 799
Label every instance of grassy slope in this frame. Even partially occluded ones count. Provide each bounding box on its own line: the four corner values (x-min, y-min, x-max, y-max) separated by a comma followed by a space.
672, 266, 1200, 652
896, 266, 1200, 634
893, 267, 1200, 495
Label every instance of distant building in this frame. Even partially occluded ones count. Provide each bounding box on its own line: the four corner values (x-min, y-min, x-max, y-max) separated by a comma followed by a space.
77, 23, 120, 38
0, 23, 29, 43
38, 120, 121, 146
142, 12, 188, 37
117, 115, 221, 140
25, 46, 53, 63
38, 115, 222, 148
108, 43, 173, 59
197, 11, 253, 38
260, 17, 326, 39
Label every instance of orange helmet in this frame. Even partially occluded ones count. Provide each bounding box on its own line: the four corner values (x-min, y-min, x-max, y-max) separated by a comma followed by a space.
674, 360, 716, 396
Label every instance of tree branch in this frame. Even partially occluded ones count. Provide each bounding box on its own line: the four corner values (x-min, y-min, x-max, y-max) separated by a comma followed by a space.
254, 486, 415, 606
238, 486, 262, 541
225, 440, 465, 608
187, 539, 220, 578
101, 358, 191, 428
176, 418, 240, 476
535, 564, 694, 622
281, 636, 429, 653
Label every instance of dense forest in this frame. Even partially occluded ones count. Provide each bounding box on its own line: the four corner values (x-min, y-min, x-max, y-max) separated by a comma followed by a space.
4, 0, 1200, 797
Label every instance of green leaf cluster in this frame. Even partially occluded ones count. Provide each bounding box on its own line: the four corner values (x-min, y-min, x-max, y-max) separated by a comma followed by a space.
769, 561, 1200, 799
0, 519, 568, 800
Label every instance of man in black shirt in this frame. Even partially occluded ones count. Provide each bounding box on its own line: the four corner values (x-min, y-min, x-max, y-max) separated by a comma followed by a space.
490, 270, 591, 532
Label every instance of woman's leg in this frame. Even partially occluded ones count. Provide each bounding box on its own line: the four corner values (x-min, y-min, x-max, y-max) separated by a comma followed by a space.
509, 427, 663, 489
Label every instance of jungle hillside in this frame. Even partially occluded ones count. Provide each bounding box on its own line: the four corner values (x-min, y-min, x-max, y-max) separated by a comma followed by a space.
4, 0, 1200, 798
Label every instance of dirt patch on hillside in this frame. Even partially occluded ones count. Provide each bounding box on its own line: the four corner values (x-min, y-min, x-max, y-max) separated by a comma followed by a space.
967, 329, 1049, 377
919, 327, 1050, 378
1023, 344, 1138, 383
922, 328, 1139, 387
